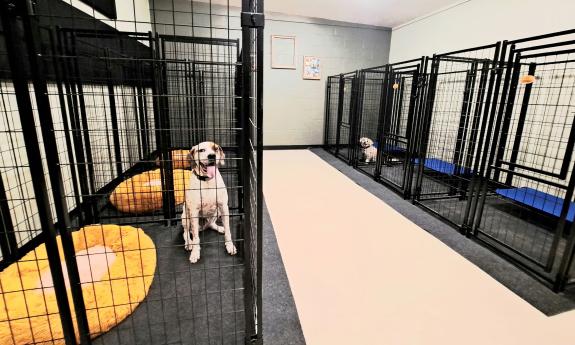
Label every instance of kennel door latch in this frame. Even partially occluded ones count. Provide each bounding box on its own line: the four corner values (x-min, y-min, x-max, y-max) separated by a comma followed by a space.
241, 12, 265, 28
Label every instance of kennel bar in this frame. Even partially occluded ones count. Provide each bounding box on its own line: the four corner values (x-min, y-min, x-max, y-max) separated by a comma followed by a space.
0, 0, 263, 344
473, 30, 575, 291
412, 43, 501, 232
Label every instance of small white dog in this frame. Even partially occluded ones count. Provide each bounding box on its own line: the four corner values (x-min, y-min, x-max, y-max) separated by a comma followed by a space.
359, 137, 377, 163
182, 141, 237, 263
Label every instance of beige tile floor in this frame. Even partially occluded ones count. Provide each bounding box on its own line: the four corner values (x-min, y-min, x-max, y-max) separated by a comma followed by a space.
263, 150, 575, 345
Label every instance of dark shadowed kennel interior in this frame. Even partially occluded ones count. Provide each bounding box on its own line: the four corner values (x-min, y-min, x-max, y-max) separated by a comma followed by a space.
0, 0, 263, 344
324, 29, 575, 292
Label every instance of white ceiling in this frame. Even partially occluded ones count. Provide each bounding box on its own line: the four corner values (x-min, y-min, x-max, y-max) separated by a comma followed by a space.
210, 0, 466, 28
268, 0, 466, 28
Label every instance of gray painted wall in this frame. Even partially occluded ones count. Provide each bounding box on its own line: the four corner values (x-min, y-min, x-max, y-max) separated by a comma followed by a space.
150, 1, 391, 146
263, 15, 391, 146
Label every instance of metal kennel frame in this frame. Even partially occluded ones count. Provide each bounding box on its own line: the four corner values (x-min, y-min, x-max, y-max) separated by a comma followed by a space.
412, 43, 502, 231
323, 71, 360, 164
0, 0, 263, 344
472, 29, 575, 291
352, 58, 427, 198
323, 30, 575, 293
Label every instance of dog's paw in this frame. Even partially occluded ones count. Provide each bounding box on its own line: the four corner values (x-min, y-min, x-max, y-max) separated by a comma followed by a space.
225, 242, 237, 256
184, 242, 194, 251
207, 223, 226, 234
189, 248, 201, 263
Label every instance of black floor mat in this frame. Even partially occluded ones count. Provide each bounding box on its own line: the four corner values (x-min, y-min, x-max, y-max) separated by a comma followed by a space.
92, 213, 245, 344
90, 198, 304, 344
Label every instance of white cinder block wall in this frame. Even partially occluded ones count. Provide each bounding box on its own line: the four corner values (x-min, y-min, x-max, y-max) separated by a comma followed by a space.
150, 1, 392, 146
389, 0, 575, 62
264, 14, 391, 146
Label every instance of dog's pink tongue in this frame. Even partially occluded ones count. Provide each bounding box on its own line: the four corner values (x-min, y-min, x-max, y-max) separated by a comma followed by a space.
206, 165, 217, 178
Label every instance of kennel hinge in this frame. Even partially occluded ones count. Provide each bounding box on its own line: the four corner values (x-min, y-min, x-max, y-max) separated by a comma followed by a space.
241, 12, 265, 28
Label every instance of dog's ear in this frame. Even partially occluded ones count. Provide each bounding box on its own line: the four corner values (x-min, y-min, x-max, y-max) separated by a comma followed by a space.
188, 147, 197, 167
215, 144, 225, 166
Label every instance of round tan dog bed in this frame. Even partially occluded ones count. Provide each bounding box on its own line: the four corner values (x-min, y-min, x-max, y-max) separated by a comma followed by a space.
0, 224, 156, 344
109, 169, 191, 214
155, 149, 191, 169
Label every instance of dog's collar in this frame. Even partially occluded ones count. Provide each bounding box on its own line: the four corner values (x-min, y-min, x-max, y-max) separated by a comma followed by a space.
193, 169, 213, 181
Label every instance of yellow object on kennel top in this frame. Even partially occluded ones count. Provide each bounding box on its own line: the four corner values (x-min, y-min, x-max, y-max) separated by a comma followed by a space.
519, 74, 536, 84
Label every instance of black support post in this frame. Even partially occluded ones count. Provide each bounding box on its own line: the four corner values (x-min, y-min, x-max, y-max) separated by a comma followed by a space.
323, 79, 331, 147
20, 6, 93, 343
334, 75, 345, 156
154, 33, 176, 224
0, 2, 78, 343
350, 71, 363, 167
240, 2, 256, 341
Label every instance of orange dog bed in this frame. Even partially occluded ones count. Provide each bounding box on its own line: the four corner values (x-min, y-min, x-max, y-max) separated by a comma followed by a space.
109, 169, 191, 214
0, 224, 156, 344
155, 150, 191, 169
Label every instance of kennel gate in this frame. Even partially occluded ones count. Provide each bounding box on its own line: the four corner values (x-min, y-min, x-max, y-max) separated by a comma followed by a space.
324, 71, 360, 164
355, 58, 426, 198
473, 30, 575, 291
413, 43, 502, 231
0, 0, 263, 344
323, 75, 340, 153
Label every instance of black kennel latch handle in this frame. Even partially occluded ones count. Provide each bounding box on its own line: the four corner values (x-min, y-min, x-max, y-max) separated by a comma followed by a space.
241, 12, 265, 28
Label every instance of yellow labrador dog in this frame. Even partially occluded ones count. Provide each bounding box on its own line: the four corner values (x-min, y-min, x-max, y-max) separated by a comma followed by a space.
182, 141, 237, 263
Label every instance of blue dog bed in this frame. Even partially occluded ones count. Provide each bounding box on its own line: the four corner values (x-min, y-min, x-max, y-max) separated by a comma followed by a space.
373, 141, 406, 154
414, 158, 474, 176
495, 187, 575, 222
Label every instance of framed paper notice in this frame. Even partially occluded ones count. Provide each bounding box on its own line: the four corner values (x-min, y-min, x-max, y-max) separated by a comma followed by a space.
302, 56, 321, 80
271, 35, 296, 69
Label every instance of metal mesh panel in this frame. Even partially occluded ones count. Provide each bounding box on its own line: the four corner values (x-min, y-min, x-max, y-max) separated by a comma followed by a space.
414, 45, 500, 229
0, 0, 263, 343
474, 32, 575, 290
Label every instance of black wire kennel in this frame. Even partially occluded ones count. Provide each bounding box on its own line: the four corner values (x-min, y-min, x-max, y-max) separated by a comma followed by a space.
412, 44, 502, 231
322, 28, 575, 293
352, 58, 426, 198
472, 30, 575, 291
0, 0, 263, 344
